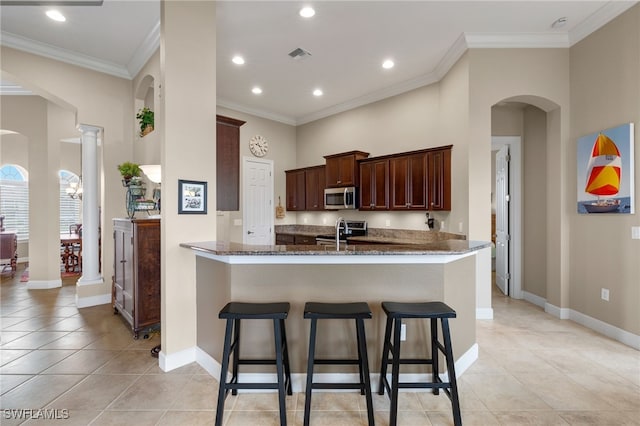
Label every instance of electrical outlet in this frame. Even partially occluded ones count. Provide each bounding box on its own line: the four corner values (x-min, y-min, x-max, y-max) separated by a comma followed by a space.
632, 226, 640, 239
303, 217, 308, 224
400, 324, 406, 341
601, 288, 610, 301
385, 219, 391, 227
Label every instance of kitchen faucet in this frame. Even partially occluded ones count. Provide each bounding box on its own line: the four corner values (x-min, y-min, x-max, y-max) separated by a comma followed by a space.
335, 217, 348, 251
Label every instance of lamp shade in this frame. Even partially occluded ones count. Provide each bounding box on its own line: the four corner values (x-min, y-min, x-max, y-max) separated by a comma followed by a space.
140, 164, 161, 184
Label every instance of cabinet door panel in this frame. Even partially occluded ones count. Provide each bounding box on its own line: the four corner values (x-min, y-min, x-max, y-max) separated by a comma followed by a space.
390, 157, 409, 209
428, 149, 451, 210
360, 160, 389, 210
408, 153, 427, 209
305, 167, 325, 210
373, 160, 389, 209
285, 170, 306, 210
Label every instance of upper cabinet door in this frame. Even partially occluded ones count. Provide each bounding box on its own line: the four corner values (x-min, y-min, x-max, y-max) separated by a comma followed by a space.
216, 115, 246, 211
360, 159, 389, 210
285, 169, 306, 211
305, 166, 326, 210
390, 152, 426, 210
324, 151, 369, 187
428, 148, 452, 211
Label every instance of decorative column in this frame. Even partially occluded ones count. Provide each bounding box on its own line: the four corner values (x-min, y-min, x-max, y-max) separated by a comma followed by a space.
77, 124, 103, 290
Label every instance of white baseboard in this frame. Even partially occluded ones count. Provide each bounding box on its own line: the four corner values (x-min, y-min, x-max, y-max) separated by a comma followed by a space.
525, 296, 639, 350
522, 291, 546, 309
570, 309, 640, 350
27, 279, 61, 289
476, 308, 494, 319
159, 346, 196, 372
76, 293, 111, 308
545, 302, 571, 319
194, 342, 479, 393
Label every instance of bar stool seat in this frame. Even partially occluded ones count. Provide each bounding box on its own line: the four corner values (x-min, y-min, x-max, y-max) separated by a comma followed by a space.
303, 302, 375, 426
378, 301, 461, 426
215, 302, 292, 426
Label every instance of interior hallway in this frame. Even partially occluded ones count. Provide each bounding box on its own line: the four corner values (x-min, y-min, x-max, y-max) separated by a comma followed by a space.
1, 264, 639, 425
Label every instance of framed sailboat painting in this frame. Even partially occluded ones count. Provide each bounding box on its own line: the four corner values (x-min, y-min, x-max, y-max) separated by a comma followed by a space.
577, 123, 634, 214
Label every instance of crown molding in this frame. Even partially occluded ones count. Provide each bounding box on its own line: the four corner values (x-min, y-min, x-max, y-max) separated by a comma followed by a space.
217, 99, 297, 126
1, 31, 131, 79
0, 83, 32, 95
464, 32, 570, 48
127, 21, 160, 78
569, 1, 638, 45
434, 33, 469, 81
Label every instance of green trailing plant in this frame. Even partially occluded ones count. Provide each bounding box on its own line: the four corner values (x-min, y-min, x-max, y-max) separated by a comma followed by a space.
117, 161, 141, 181
136, 107, 154, 136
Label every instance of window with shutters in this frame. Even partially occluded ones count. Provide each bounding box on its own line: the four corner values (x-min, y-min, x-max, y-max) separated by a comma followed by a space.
0, 165, 81, 240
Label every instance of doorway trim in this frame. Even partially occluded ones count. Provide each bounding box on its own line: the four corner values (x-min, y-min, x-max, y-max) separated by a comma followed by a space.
492, 136, 522, 299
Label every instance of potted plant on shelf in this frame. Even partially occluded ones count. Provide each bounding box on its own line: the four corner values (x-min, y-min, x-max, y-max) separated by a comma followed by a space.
136, 107, 154, 137
117, 161, 142, 186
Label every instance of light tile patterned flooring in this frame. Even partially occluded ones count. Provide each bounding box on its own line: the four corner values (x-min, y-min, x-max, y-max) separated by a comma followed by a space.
1, 264, 639, 425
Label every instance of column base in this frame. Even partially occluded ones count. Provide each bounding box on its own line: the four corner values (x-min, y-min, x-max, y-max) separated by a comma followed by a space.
75, 278, 109, 308
27, 279, 62, 290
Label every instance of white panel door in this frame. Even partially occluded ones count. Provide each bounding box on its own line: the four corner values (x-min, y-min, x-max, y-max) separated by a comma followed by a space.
243, 158, 274, 245
495, 145, 510, 296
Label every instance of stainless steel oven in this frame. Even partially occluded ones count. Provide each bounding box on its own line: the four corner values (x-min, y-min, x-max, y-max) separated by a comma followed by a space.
324, 186, 357, 210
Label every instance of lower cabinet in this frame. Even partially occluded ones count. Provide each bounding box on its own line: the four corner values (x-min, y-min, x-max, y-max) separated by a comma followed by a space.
113, 218, 160, 339
275, 233, 316, 245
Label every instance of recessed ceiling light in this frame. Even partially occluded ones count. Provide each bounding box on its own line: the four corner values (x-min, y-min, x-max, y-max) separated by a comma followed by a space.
313, 89, 323, 97
252, 87, 262, 95
382, 59, 395, 69
46, 10, 66, 22
299, 7, 315, 18
232, 55, 245, 65
551, 17, 568, 29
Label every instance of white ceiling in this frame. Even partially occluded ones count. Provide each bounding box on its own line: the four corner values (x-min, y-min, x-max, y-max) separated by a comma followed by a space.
1, 1, 637, 125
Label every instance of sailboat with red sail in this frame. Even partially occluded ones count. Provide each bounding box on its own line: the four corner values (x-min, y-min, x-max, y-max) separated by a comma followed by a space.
583, 133, 621, 213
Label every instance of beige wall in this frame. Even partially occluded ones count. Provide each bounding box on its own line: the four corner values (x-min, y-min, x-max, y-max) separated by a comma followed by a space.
159, 1, 217, 357
569, 5, 640, 334
522, 106, 547, 298
468, 48, 571, 311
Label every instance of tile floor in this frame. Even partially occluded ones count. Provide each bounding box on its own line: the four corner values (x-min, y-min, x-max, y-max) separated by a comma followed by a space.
1, 263, 639, 425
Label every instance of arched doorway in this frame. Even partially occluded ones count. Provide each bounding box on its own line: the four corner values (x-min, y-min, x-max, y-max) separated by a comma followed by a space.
491, 95, 561, 306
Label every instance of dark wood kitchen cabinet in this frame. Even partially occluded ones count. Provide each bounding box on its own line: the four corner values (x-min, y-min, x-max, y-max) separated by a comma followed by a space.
428, 147, 452, 211
113, 218, 160, 339
305, 165, 326, 210
390, 151, 427, 210
216, 115, 246, 211
359, 159, 389, 210
285, 169, 306, 211
324, 151, 369, 187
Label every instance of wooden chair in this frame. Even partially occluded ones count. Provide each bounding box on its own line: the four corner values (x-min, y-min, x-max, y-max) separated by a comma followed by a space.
1, 232, 18, 277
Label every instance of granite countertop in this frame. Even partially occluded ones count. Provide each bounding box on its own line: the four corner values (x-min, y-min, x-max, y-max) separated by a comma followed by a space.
275, 225, 466, 245
181, 239, 490, 256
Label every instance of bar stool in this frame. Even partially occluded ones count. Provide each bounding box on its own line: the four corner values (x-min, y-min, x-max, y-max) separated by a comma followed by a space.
215, 302, 292, 426
303, 302, 375, 426
378, 301, 461, 426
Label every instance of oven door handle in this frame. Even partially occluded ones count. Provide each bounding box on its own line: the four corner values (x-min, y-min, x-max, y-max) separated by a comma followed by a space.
344, 187, 348, 209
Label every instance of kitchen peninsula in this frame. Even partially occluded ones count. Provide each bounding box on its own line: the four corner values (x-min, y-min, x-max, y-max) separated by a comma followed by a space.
181, 240, 490, 390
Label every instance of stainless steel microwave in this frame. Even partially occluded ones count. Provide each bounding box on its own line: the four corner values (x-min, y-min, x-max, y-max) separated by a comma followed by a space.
324, 186, 357, 210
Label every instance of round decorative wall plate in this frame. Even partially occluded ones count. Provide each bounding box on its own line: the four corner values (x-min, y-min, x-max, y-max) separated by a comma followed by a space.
249, 135, 268, 157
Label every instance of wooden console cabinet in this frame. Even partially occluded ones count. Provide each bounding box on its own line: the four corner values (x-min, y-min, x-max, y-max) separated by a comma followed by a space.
113, 218, 160, 339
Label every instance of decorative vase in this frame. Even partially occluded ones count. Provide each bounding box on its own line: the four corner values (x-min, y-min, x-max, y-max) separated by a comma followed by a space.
141, 125, 154, 137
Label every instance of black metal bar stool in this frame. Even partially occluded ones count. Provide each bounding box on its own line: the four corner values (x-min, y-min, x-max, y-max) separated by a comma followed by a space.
303, 302, 375, 426
378, 301, 461, 426
215, 302, 292, 426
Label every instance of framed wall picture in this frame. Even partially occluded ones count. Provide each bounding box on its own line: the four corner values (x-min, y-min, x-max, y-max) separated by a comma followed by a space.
178, 179, 207, 214
577, 123, 634, 214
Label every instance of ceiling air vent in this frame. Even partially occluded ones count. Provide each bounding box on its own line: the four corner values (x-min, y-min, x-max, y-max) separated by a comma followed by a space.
288, 47, 312, 60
